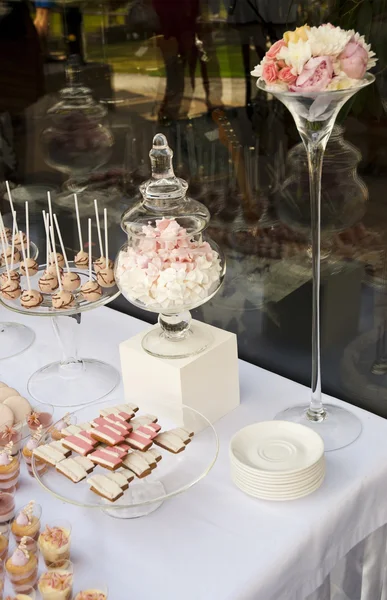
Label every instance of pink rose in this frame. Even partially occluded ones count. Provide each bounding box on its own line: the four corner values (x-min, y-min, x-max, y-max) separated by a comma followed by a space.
290, 56, 333, 92
278, 66, 297, 85
339, 40, 368, 79
262, 61, 279, 84
266, 39, 286, 59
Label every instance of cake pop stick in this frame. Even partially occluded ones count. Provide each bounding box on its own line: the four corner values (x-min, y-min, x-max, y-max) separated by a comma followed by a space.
104, 208, 109, 270
10, 217, 20, 270
94, 199, 103, 259
80, 218, 102, 302
38, 213, 59, 293
6, 186, 26, 250
53, 214, 80, 292
0, 223, 21, 299
20, 230, 43, 308
74, 193, 83, 250
25, 201, 30, 260
0, 214, 20, 284
96, 208, 115, 288
20, 202, 38, 277
74, 194, 88, 268
47, 192, 64, 268
50, 225, 74, 310
5, 181, 15, 217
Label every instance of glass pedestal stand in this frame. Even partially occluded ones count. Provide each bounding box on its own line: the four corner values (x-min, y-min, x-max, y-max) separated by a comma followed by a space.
32, 402, 219, 519
0, 241, 39, 359
0, 262, 120, 407
258, 75, 375, 451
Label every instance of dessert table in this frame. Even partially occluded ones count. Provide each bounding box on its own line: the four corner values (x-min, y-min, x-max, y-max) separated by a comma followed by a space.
2, 304, 387, 600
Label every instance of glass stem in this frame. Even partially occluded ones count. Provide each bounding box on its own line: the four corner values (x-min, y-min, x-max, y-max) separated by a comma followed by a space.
158, 311, 192, 341
51, 314, 82, 366
306, 141, 326, 422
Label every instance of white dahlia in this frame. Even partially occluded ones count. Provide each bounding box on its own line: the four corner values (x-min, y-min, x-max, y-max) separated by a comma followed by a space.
277, 39, 312, 75
307, 25, 352, 57
350, 31, 377, 69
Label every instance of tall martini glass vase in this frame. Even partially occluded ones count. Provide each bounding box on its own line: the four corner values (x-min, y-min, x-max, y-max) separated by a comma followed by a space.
258, 73, 374, 451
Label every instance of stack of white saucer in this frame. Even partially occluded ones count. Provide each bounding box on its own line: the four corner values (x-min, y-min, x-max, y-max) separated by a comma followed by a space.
230, 421, 325, 501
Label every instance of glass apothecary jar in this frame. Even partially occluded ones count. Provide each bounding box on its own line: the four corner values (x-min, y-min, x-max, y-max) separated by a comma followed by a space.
116, 133, 226, 359
41, 55, 114, 188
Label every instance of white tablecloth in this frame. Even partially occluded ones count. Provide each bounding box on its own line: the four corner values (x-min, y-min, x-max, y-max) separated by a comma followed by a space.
2, 305, 387, 600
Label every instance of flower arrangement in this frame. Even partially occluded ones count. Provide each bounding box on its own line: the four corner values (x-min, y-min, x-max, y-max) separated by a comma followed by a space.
251, 24, 376, 92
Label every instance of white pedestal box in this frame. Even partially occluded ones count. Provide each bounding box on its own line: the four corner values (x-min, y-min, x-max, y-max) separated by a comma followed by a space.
119, 320, 240, 428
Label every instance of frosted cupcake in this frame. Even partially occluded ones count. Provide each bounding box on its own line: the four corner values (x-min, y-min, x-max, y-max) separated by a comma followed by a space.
5, 537, 39, 593
38, 523, 71, 567
38, 560, 73, 600
22, 427, 47, 479
11, 502, 41, 544
0, 443, 20, 494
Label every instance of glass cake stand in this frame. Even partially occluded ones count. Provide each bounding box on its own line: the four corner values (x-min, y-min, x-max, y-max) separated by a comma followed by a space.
0, 241, 39, 359
0, 261, 120, 407
32, 401, 219, 518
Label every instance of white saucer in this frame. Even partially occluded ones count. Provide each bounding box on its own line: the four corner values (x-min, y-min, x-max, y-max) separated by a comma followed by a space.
231, 464, 325, 493
231, 461, 325, 490
230, 454, 325, 482
232, 472, 325, 501
230, 421, 324, 475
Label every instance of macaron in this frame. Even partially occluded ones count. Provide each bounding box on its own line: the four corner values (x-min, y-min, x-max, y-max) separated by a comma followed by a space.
0, 383, 7, 389
0, 404, 14, 430
0, 388, 20, 403
3, 396, 31, 425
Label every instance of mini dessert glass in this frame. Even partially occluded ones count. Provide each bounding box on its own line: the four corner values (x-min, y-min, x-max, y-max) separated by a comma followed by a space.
8, 587, 37, 599
22, 436, 47, 479
27, 403, 54, 435
38, 521, 72, 567
0, 493, 15, 525
5, 537, 39, 594
38, 559, 73, 600
0, 447, 20, 494
73, 584, 108, 600
0, 522, 10, 561
11, 502, 42, 544
50, 414, 77, 442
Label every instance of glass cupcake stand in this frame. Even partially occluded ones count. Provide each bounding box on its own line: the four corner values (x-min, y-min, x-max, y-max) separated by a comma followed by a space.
0, 261, 120, 407
32, 400, 219, 519
0, 241, 39, 360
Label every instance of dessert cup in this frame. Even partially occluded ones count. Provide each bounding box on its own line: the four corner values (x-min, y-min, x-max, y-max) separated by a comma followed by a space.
0, 449, 20, 494
5, 538, 39, 594
38, 521, 71, 567
257, 74, 375, 451
27, 403, 54, 435
50, 414, 77, 441
0, 492, 15, 525
22, 438, 47, 479
6, 588, 36, 599
12, 502, 42, 544
0, 522, 10, 560
38, 559, 73, 600
73, 584, 108, 600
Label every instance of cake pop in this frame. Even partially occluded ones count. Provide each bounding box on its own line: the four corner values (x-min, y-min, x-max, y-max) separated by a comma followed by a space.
74, 194, 88, 269
93, 198, 113, 272
39, 212, 59, 293
0, 279, 22, 301
47, 191, 65, 268
19, 232, 43, 309
13, 230, 27, 251
53, 214, 81, 292
74, 249, 89, 268
96, 208, 115, 288
81, 219, 102, 302
0, 218, 21, 300
1, 242, 20, 266
50, 225, 75, 310
20, 202, 38, 276
0, 269, 19, 285
52, 290, 75, 309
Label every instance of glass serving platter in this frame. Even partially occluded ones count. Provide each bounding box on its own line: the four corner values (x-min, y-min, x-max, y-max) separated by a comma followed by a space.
32, 400, 219, 518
